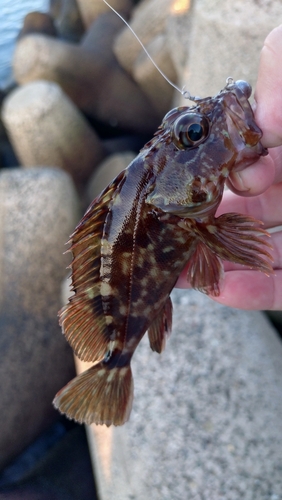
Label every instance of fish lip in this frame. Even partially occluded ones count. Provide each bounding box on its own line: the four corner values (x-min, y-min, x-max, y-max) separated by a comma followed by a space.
223, 95, 268, 173
231, 141, 268, 173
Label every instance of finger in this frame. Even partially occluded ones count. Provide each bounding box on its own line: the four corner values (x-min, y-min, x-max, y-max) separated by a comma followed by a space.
227, 25, 282, 196
227, 143, 282, 196
254, 25, 282, 148
216, 183, 282, 228
211, 270, 281, 310
226, 153, 275, 196
175, 270, 281, 310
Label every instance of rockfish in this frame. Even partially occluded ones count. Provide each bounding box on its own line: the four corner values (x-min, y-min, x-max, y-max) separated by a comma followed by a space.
53, 79, 273, 426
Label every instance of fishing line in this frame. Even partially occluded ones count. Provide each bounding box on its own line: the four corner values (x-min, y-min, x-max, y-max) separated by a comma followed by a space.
102, 0, 194, 100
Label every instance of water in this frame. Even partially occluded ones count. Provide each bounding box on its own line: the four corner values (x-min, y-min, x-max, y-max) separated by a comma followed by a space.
0, 0, 49, 89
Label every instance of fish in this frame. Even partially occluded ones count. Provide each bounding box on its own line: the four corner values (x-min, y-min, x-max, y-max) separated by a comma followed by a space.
53, 79, 273, 426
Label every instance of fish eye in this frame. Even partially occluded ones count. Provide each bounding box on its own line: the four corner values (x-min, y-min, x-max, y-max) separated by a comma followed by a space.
171, 112, 210, 150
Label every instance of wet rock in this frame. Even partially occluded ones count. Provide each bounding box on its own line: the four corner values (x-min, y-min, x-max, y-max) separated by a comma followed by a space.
17, 11, 57, 40
76, 0, 133, 29
0, 167, 80, 470
1, 80, 105, 188
0, 425, 96, 500
50, 0, 85, 42
86, 151, 136, 203
13, 13, 160, 134
89, 289, 282, 500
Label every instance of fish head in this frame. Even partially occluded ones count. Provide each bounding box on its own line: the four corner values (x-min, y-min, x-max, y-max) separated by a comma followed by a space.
145, 79, 268, 218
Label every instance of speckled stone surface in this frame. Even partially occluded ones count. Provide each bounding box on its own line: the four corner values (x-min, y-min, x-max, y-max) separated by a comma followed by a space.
91, 289, 282, 500
0, 167, 80, 469
174, 0, 282, 105
86, 151, 136, 202
2, 81, 105, 187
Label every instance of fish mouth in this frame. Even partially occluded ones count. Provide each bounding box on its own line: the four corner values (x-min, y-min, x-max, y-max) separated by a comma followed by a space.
224, 103, 268, 172
231, 140, 268, 173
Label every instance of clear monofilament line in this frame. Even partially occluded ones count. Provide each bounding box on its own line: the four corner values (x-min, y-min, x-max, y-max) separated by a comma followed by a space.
102, 0, 189, 98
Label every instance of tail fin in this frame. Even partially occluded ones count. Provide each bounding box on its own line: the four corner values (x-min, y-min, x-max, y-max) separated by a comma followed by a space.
53, 363, 133, 426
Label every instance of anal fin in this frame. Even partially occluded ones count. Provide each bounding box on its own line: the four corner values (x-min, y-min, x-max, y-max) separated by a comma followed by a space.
148, 296, 173, 353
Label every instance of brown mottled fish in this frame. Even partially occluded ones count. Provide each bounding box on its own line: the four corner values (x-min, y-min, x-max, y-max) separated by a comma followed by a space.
53, 79, 273, 426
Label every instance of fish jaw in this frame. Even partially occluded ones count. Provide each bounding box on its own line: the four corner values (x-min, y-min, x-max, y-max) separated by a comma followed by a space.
223, 103, 268, 173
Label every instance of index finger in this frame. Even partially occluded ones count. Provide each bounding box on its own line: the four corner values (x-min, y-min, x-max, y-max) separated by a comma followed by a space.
217, 183, 282, 229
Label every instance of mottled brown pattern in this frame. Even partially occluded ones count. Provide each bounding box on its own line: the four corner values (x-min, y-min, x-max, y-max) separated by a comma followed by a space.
54, 80, 273, 426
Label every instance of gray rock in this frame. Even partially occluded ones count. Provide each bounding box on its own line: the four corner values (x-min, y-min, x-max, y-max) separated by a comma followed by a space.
12, 13, 160, 134
172, 0, 282, 105
86, 151, 136, 202
89, 289, 282, 500
114, 0, 173, 75
1, 81, 105, 188
49, 0, 84, 42
0, 167, 80, 469
76, 0, 133, 29
133, 34, 177, 116
17, 11, 57, 40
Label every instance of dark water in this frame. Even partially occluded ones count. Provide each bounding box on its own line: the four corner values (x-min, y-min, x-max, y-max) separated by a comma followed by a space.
0, 0, 48, 89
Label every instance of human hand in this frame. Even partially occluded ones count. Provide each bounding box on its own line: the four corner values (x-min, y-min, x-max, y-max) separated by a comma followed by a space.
176, 25, 282, 310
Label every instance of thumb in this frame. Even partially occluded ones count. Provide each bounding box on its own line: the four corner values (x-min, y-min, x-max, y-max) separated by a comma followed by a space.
255, 25, 282, 148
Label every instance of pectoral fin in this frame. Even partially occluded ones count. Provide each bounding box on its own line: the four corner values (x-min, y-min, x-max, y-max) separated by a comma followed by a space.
196, 213, 273, 275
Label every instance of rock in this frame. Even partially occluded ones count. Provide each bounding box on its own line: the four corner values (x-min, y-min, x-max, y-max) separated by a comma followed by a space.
113, 0, 173, 75
50, 0, 85, 42
86, 151, 136, 203
88, 289, 282, 500
1, 80, 105, 188
133, 34, 177, 116
173, 0, 282, 105
102, 134, 149, 157
12, 13, 160, 134
0, 167, 80, 469
17, 12, 57, 40
0, 426, 96, 500
76, 0, 133, 29
165, 0, 193, 83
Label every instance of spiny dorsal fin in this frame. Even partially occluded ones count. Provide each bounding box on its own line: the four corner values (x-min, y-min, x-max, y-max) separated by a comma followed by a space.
60, 171, 127, 362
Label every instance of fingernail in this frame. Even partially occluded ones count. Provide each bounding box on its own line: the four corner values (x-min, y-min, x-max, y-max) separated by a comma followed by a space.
228, 172, 250, 193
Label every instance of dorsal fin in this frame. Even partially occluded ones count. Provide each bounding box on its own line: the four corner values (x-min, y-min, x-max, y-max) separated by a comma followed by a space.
59, 171, 127, 362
